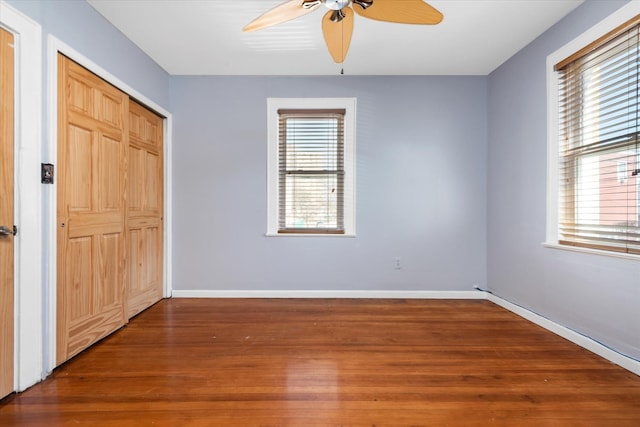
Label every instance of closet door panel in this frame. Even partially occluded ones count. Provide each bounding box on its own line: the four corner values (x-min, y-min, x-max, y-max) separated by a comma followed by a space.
126, 101, 164, 319
57, 55, 127, 364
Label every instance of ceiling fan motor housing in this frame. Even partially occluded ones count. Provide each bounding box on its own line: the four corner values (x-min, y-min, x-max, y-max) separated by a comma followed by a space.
324, 0, 352, 11
304, 0, 374, 11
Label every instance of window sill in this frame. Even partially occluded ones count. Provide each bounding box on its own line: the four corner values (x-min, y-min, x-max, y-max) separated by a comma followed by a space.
265, 232, 356, 238
542, 242, 640, 262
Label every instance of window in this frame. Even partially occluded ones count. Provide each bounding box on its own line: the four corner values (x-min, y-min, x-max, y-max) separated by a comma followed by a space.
549, 10, 640, 255
267, 98, 356, 236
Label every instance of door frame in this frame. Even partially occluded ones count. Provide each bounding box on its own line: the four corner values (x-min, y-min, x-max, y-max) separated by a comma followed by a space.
0, 1, 43, 392
46, 37, 173, 373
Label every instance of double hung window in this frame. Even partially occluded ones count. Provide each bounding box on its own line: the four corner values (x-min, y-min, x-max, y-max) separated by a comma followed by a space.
267, 98, 356, 236
553, 15, 640, 255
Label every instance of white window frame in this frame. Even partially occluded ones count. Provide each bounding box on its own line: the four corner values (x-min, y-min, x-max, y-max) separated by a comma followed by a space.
545, 1, 640, 259
267, 98, 356, 237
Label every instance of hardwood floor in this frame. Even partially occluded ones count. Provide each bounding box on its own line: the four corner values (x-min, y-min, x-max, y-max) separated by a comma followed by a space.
1, 298, 640, 426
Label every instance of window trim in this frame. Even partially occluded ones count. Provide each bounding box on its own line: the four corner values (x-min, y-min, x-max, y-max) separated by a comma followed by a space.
266, 98, 356, 237
545, 1, 640, 259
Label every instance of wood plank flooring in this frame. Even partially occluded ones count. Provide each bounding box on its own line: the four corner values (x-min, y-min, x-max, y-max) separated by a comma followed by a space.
1, 298, 640, 426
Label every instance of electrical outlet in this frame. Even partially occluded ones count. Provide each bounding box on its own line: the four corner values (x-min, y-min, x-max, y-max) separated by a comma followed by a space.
394, 257, 402, 270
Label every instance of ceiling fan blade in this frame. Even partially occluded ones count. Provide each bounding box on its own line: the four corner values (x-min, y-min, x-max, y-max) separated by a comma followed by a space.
322, 7, 354, 63
353, 0, 443, 25
243, 0, 320, 32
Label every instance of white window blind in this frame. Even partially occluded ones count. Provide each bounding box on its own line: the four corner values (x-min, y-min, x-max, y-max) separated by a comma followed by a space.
555, 15, 640, 254
277, 109, 345, 234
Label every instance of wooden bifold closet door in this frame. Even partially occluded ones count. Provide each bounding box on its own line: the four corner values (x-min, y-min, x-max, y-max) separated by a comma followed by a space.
57, 55, 164, 365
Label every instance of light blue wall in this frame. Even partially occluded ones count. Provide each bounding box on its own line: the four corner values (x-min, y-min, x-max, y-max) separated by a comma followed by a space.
6, 0, 170, 108
171, 76, 488, 292
488, 0, 640, 360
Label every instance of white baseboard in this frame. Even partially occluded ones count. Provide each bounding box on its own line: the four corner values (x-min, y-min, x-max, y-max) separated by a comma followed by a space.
487, 293, 640, 376
171, 289, 485, 300
170, 288, 640, 376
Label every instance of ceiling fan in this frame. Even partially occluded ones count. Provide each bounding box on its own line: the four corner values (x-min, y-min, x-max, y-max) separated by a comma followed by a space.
243, 0, 443, 63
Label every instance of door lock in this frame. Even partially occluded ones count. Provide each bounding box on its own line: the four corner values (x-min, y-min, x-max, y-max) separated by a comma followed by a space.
0, 225, 17, 239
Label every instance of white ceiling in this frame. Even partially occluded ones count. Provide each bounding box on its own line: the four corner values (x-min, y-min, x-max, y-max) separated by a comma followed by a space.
87, 0, 584, 76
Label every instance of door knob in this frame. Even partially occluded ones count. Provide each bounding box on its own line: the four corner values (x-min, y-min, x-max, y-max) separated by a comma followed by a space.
0, 225, 17, 239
